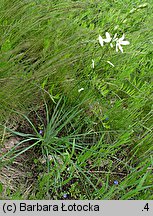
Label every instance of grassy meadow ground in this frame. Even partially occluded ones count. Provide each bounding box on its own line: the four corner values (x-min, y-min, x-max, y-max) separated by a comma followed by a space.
0, 0, 153, 199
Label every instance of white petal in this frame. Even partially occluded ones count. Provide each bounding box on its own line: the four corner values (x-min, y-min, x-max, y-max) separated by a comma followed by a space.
78, 88, 84, 93
120, 33, 125, 41
103, 38, 111, 43
116, 43, 119, 52
92, 59, 94, 68
110, 43, 113, 48
113, 33, 118, 39
105, 32, 112, 42
118, 43, 123, 53
105, 32, 110, 38
99, 35, 104, 46
120, 40, 130, 45
107, 61, 115, 67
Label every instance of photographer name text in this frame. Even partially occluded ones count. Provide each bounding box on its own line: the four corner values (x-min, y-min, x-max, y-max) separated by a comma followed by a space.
2, 202, 99, 213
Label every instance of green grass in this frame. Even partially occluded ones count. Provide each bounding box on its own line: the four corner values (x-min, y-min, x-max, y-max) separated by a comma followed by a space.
0, 0, 153, 199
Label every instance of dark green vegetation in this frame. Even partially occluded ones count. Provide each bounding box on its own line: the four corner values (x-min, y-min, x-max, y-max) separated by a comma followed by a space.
0, 0, 153, 199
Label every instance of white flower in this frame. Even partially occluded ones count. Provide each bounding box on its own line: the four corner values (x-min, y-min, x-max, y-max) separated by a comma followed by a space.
98, 32, 112, 46
78, 88, 84, 93
92, 59, 95, 68
115, 34, 130, 53
98, 32, 130, 53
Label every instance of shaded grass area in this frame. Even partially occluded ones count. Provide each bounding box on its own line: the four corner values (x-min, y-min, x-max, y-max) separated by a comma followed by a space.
0, 0, 153, 199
